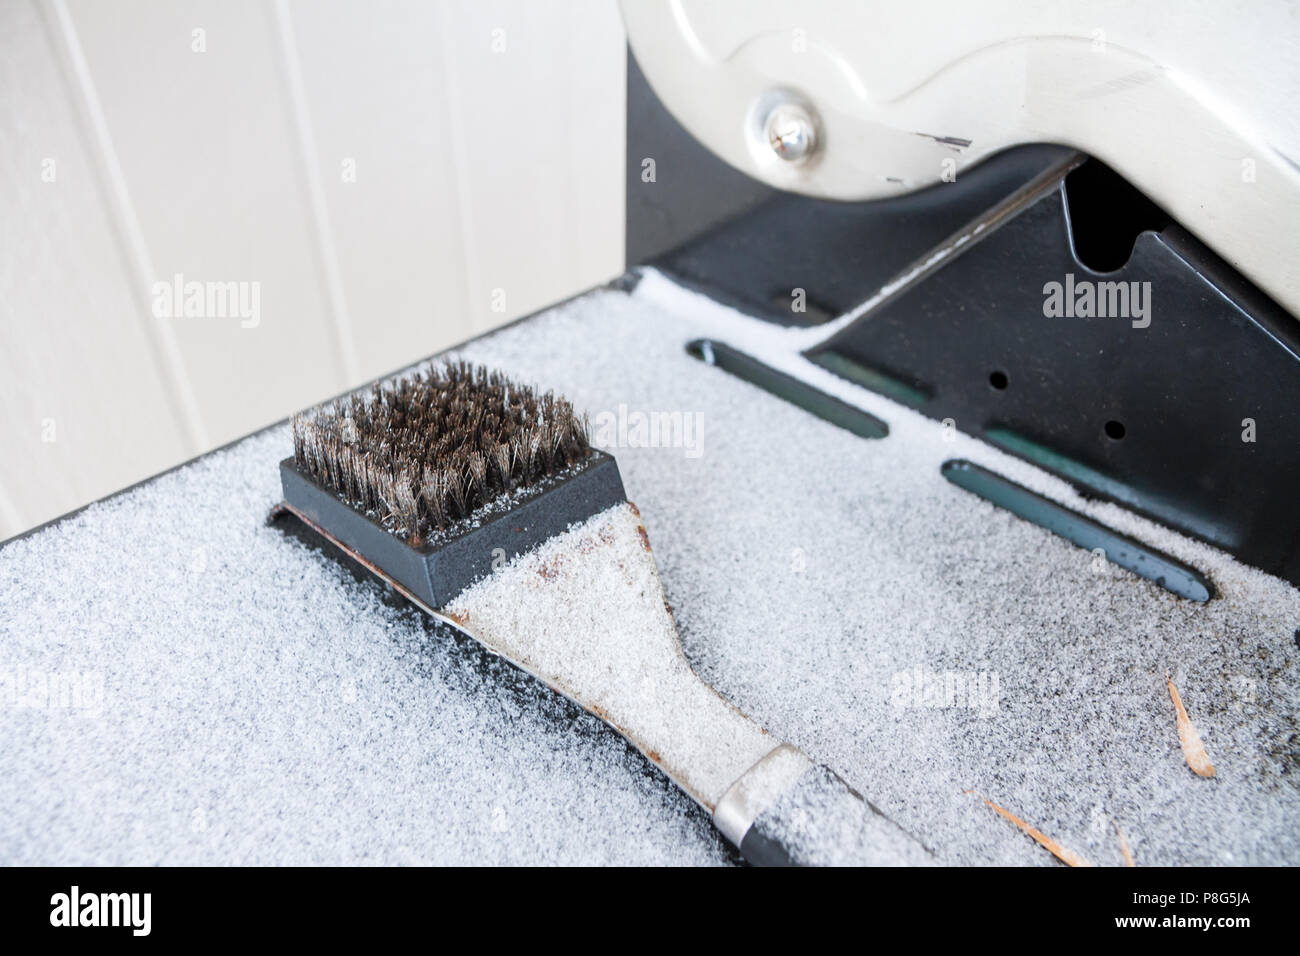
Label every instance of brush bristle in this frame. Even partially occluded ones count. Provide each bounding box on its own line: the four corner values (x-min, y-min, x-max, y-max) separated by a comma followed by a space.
292, 360, 591, 544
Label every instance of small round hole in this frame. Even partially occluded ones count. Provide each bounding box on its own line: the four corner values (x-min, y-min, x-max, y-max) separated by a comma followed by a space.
988, 370, 1009, 390
1104, 420, 1126, 440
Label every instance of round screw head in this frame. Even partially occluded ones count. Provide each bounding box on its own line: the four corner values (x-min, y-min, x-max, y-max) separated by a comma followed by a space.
764, 102, 818, 163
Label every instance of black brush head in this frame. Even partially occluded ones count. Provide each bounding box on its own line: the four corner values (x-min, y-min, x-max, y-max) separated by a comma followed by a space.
292, 360, 592, 545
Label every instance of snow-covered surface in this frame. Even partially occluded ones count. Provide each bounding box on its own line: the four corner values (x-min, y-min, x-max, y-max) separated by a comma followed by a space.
2, 270, 1297, 865
749, 764, 935, 867
447, 501, 775, 810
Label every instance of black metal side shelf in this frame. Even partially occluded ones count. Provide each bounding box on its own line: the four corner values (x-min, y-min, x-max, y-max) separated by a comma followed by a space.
807, 160, 1300, 586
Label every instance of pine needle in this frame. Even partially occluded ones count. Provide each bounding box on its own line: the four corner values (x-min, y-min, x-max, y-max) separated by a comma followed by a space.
1167, 675, 1216, 778
964, 790, 1094, 867
1116, 822, 1135, 867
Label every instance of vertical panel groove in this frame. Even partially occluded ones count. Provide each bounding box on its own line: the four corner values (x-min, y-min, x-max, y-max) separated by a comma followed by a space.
270, 0, 359, 386
434, 4, 486, 335
39, 0, 209, 451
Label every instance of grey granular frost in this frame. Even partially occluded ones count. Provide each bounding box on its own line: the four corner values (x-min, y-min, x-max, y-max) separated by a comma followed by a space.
1, 272, 1296, 865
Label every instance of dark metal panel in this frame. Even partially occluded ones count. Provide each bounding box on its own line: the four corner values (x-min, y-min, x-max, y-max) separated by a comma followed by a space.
942, 459, 1214, 602
625, 48, 773, 266
810, 163, 1300, 584
652, 145, 1078, 326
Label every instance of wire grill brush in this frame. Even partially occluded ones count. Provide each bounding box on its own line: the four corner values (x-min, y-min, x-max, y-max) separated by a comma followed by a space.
276, 360, 930, 866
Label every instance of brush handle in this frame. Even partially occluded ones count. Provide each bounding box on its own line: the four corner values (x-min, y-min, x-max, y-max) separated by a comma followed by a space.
714, 745, 932, 867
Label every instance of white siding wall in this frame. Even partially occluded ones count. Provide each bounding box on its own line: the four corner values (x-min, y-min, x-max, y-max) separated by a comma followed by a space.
0, 0, 626, 539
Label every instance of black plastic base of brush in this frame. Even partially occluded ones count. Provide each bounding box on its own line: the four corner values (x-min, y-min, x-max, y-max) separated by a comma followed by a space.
280, 451, 626, 608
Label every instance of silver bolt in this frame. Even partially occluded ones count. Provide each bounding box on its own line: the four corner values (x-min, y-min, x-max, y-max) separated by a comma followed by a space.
764, 102, 818, 164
